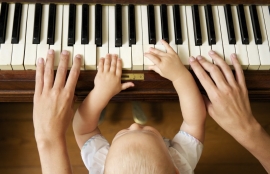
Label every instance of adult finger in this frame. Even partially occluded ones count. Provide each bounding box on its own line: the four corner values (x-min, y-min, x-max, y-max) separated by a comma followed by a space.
160, 39, 175, 54
35, 57, 45, 97
144, 53, 161, 65
110, 54, 117, 74
208, 50, 236, 86
121, 82, 134, 90
104, 54, 111, 72
196, 56, 229, 90
189, 56, 218, 95
231, 53, 246, 90
65, 55, 81, 92
53, 50, 69, 89
43, 49, 55, 91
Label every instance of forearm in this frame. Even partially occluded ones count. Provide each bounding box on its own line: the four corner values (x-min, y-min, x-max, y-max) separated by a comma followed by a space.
233, 119, 270, 172
37, 137, 72, 174
73, 88, 110, 135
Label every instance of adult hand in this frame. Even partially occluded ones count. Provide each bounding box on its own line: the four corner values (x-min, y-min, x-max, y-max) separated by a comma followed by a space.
33, 49, 81, 142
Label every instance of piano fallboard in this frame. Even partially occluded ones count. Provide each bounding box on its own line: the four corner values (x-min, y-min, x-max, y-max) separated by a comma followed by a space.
0, 70, 269, 102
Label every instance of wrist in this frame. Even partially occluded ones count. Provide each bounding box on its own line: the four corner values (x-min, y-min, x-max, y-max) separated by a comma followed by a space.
36, 135, 66, 151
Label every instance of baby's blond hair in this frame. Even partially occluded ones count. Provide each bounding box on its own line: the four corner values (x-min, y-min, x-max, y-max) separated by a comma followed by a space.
104, 141, 177, 174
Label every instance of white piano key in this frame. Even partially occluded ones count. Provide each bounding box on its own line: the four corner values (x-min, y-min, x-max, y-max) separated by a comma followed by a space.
232, 6, 249, 70
85, 4, 96, 70
96, 5, 108, 63
74, 44, 84, 70
132, 5, 143, 70
257, 6, 270, 70
120, 5, 131, 70
50, 4, 63, 69
223, 45, 236, 69
199, 5, 212, 63
167, 5, 177, 53
177, 6, 190, 68
108, 6, 119, 56
85, 44, 96, 70
11, 44, 25, 70
0, 3, 15, 70
37, 4, 49, 61
262, 6, 270, 48
24, 4, 37, 70
141, 5, 154, 69
74, 4, 84, 70
212, 6, 224, 60
62, 4, 73, 69
186, 6, 200, 58
244, 5, 260, 70
0, 44, 12, 70
154, 5, 166, 53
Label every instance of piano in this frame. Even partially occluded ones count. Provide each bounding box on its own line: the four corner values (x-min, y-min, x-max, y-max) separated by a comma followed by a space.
0, 0, 270, 102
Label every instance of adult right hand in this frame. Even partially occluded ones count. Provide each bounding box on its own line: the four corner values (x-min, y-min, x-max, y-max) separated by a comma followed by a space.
189, 51, 270, 172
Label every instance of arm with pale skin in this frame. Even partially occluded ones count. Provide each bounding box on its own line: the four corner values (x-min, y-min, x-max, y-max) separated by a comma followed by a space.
189, 50, 270, 172
33, 50, 81, 174
144, 40, 206, 143
73, 54, 134, 149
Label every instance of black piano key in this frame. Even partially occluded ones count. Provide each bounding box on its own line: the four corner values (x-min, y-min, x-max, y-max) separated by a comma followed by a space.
147, 4, 156, 44
173, 5, 182, 44
67, 4, 76, 46
192, 5, 202, 46
11, 3, 22, 44
249, 5, 262, 44
0, 2, 9, 43
160, 4, 169, 43
95, 4, 102, 47
224, 4, 236, 44
128, 4, 136, 46
115, 4, 122, 47
81, 4, 89, 44
47, 3, 56, 45
237, 5, 249, 44
205, 4, 216, 45
33, 3, 42, 44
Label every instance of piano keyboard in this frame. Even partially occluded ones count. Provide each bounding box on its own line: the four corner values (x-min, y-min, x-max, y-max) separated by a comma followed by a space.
0, 3, 270, 71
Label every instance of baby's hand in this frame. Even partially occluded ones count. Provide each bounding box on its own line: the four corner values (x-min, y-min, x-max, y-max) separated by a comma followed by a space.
144, 40, 186, 82
93, 54, 134, 100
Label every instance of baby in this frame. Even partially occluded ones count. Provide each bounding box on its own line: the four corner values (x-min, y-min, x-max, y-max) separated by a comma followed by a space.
73, 40, 206, 174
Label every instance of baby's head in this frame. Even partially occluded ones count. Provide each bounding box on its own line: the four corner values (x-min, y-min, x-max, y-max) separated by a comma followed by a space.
104, 123, 179, 174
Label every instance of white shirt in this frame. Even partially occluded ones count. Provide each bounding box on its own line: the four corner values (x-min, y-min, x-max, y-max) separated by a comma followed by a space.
81, 131, 203, 174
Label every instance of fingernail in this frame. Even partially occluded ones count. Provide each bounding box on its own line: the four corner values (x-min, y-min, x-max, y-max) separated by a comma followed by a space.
38, 57, 44, 64
48, 49, 54, 54
76, 54, 81, 59
197, 56, 203, 60
189, 57, 195, 62
209, 50, 215, 54
62, 50, 69, 55
231, 53, 237, 59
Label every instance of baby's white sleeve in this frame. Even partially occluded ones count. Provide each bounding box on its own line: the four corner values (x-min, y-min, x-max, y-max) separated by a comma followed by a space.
81, 134, 110, 174
168, 131, 203, 173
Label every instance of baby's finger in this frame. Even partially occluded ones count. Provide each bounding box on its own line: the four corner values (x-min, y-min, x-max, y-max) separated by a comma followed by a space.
121, 82, 134, 90
231, 53, 246, 90
161, 39, 175, 53
148, 47, 167, 57
116, 58, 123, 77
104, 54, 111, 72
144, 53, 161, 65
148, 65, 162, 75
98, 58, 105, 72
208, 51, 236, 86
35, 57, 44, 97
43, 49, 55, 91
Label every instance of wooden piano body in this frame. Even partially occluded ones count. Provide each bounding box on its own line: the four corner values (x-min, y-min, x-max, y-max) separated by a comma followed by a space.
0, 0, 269, 102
